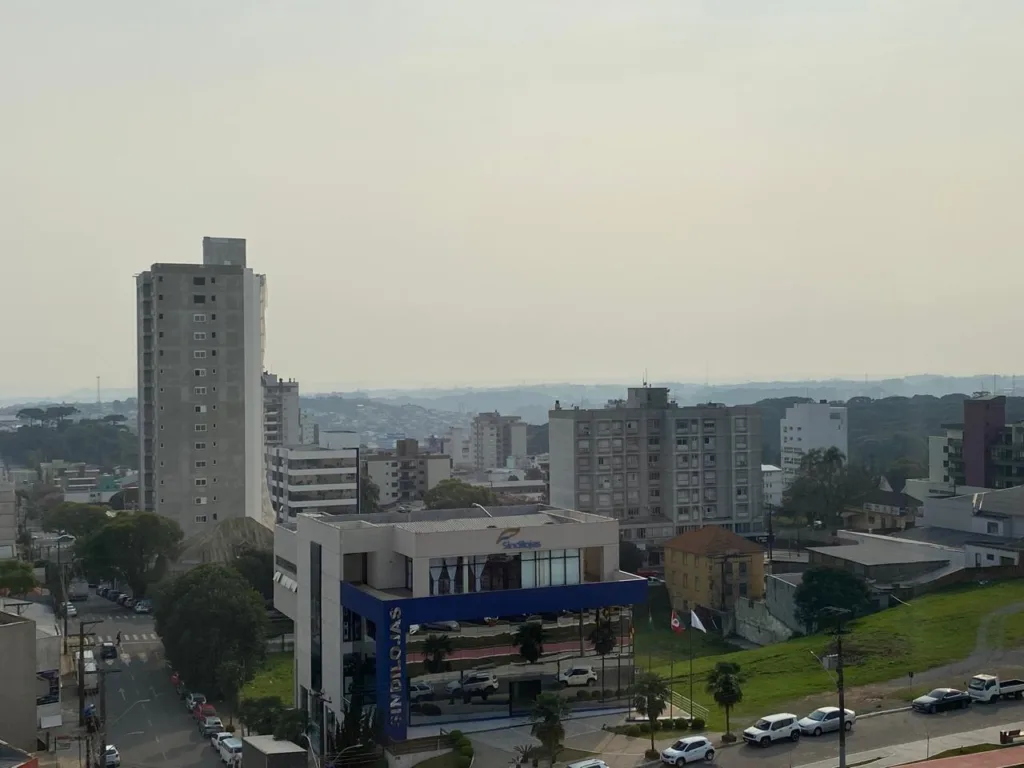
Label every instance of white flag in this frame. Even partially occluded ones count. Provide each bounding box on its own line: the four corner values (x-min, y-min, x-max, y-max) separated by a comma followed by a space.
690, 610, 707, 633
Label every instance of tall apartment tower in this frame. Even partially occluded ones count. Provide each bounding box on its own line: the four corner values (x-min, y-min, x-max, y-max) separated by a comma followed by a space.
136, 237, 267, 539
471, 412, 528, 469
263, 372, 301, 449
548, 386, 763, 561
780, 401, 848, 486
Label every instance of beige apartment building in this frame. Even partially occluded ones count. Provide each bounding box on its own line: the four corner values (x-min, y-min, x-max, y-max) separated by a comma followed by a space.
363, 439, 451, 506
549, 386, 763, 562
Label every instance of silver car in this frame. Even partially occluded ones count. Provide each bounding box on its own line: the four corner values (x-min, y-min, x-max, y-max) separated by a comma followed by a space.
798, 707, 856, 736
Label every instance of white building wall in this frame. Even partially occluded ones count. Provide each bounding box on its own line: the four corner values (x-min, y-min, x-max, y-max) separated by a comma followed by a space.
780, 402, 848, 486
761, 464, 783, 510
966, 543, 1019, 568
243, 271, 267, 525
366, 458, 399, 506
548, 418, 577, 510
424, 456, 452, 490
508, 422, 528, 464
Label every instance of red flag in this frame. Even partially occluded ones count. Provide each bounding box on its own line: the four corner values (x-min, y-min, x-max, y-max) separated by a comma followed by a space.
670, 610, 684, 634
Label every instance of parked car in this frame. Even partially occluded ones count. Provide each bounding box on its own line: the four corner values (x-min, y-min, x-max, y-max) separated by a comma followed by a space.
218, 737, 243, 764
444, 672, 500, 700
134, 600, 152, 614
968, 674, 1024, 703
211, 732, 233, 751
742, 713, 801, 746
199, 716, 225, 736
798, 707, 856, 736
107, 591, 122, 602
566, 760, 609, 768
424, 620, 460, 632
185, 693, 207, 712
124, 597, 136, 609
913, 688, 971, 714
660, 736, 715, 765
62, 602, 78, 618
117, 594, 131, 606
558, 666, 598, 688
97, 586, 109, 597
408, 681, 435, 702
193, 703, 218, 721
100, 642, 118, 660
104, 745, 121, 767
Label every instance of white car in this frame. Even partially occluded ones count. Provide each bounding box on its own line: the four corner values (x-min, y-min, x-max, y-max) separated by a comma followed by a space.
218, 737, 243, 764
185, 693, 207, 712
63, 602, 78, 617
445, 672, 500, 699
742, 713, 801, 747
211, 732, 233, 751
798, 707, 855, 736
409, 681, 435, 702
558, 666, 598, 688
660, 736, 715, 765
104, 745, 121, 767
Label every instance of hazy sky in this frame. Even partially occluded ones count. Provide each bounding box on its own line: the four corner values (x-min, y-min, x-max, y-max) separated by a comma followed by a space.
2, 1, 1022, 397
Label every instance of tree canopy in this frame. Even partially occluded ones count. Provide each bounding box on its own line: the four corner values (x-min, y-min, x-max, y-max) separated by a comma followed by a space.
619, 540, 644, 574
41, 503, 112, 539
0, 417, 137, 470
154, 563, 268, 696
76, 512, 183, 598
632, 671, 670, 752
423, 479, 496, 510
0, 560, 37, 596
782, 448, 875, 529
706, 662, 744, 736
793, 567, 871, 632
231, 547, 274, 602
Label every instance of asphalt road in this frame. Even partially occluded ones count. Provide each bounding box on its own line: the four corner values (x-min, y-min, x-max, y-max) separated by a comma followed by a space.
714, 701, 1024, 768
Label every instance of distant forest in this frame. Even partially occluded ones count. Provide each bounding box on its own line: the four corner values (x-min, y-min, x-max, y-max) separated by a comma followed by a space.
526, 394, 1024, 477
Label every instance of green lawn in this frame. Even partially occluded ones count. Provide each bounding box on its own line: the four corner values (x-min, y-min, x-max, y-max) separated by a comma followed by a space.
241, 652, 294, 704
648, 580, 1024, 729
992, 609, 1024, 650
416, 751, 459, 768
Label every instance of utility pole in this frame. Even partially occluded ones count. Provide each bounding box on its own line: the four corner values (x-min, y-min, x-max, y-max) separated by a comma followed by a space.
77, 620, 103, 726
822, 607, 851, 768
58, 541, 69, 653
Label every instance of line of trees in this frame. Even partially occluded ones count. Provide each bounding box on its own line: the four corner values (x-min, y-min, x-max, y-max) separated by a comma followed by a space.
0, 410, 137, 470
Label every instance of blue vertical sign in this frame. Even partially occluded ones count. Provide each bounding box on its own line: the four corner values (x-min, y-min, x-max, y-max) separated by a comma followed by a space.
382, 605, 407, 741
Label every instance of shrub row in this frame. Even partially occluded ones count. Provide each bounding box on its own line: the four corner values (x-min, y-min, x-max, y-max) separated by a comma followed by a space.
618, 717, 706, 737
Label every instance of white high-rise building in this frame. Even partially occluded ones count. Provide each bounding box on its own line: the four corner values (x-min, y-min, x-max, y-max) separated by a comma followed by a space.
136, 236, 268, 539
263, 372, 301, 448
761, 464, 783, 510
780, 401, 848, 486
267, 430, 360, 520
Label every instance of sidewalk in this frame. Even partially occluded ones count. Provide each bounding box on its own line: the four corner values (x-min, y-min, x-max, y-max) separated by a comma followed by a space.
796, 724, 1016, 768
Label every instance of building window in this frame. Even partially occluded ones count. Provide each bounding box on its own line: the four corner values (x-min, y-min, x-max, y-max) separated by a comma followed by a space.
193, 294, 206, 304
195, 478, 207, 487
194, 515, 208, 523
310, 542, 323, 692
577, 439, 591, 454
193, 313, 206, 322
195, 405, 207, 413
194, 368, 206, 377
577, 422, 591, 437
195, 460, 207, 469
194, 386, 207, 395
194, 496, 207, 505
193, 276, 206, 286
195, 424, 207, 432
987, 522, 999, 534
194, 350, 207, 359
195, 442, 206, 450
739, 582, 748, 597
735, 417, 747, 431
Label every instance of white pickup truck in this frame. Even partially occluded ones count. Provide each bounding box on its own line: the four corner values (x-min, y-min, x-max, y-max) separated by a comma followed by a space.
968, 674, 1024, 703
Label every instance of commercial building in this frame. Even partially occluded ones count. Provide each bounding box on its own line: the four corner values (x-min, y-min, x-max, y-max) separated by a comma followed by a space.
663, 526, 764, 619
263, 372, 301, 449
549, 386, 764, 558
0, 472, 16, 560
841, 489, 921, 533
362, 439, 451, 507
780, 401, 848, 486
273, 504, 645, 747
268, 431, 360, 520
0, 610, 37, 751
807, 531, 963, 589
471, 412, 528, 470
761, 464, 782, 510
136, 236, 268, 538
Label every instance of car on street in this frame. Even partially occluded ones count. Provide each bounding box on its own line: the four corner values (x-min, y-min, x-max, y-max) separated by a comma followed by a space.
124, 597, 136, 609
134, 600, 152, 614
117, 594, 131, 606
98, 586, 109, 597
62, 602, 78, 618
99, 642, 118, 660
913, 688, 972, 714
558, 666, 598, 688
194, 703, 218, 721
408, 681, 435, 702
445, 671, 500, 700
186, 693, 207, 712
798, 707, 856, 736
104, 745, 121, 767
967, 674, 1024, 703
218, 737, 243, 764
660, 736, 715, 765
211, 732, 233, 751
742, 713, 801, 747
107, 591, 122, 602
199, 716, 225, 736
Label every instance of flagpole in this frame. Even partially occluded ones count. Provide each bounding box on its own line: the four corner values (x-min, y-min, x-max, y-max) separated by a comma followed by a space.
689, 616, 694, 721
648, 602, 653, 671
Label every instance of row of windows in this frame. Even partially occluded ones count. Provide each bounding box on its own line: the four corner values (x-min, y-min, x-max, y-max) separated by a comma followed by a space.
578, 452, 750, 471
620, 520, 759, 540
155, 275, 217, 286
578, 435, 749, 453
578, 417, 748, 437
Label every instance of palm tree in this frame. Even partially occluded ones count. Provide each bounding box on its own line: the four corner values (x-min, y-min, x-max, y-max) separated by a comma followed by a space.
588, 615, 617, 700
705, 662, 744, 737
530, 692, 570, 768
513, 621, 545, 663
632, 671, 670, 754
422, 633, 453, 674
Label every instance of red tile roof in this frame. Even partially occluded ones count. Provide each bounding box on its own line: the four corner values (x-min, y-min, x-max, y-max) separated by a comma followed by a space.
663, 525, 763, 556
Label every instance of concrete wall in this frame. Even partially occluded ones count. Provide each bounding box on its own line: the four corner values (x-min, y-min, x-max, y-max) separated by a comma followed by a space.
734, 598, 793, 645
0, 613, 37, 751
765, 575, 803, 633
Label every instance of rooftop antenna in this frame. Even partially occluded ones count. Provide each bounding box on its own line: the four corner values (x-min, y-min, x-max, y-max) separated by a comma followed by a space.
96, 376, 101, 404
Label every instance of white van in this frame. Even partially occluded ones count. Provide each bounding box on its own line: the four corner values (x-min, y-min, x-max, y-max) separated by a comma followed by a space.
218, 738, 243, 765
566, 760, 609, 768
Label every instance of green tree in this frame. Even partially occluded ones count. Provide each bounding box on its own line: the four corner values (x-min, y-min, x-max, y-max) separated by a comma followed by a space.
0, 560, 37, 595
782, 448, 875, 530
705, 662, 743, 737
154, 564, 268, 696
632, 671, 670, 753
40, 503, 111, 539
619, 540, 644, 574
360, 472, 380, 514
16, 407, 46, 426
422, 633, 453, 674
76, 513, 182, 598
423, 479, 496, 510
588, 616, 617, 699
102, 414, 127, 425
232, 548, 274, 602
530, 692, 570, 768
0, 416, 137, 470
216, 658, 247, 726
793, 567, 871, 633
273, 708, 308, 743
513, 621, 545, 663
238, 695, 285, 736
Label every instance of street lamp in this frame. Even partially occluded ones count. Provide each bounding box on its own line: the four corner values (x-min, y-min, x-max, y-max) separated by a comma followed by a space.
471, 503, 493, 519
819, 607, 852, 768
